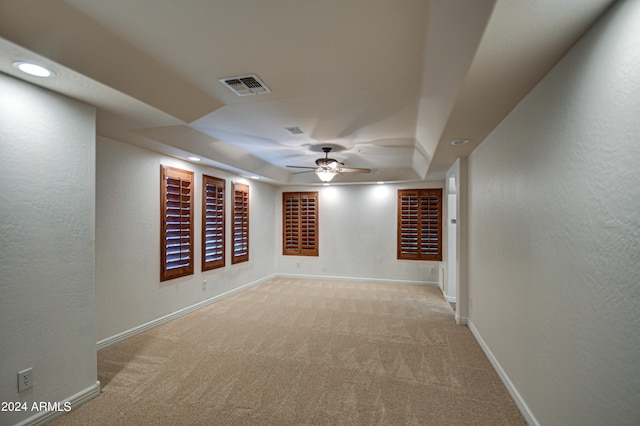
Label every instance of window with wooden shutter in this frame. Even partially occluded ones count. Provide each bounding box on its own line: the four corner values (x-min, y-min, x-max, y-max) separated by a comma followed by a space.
283, 192, 319, 256
231, 182, 249, 264
161, 165, 194, 281
202, 175, 225, 271
397, 188, 442, 261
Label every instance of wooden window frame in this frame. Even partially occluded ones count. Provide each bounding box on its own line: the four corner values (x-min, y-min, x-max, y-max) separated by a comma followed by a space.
160, 165, 194, 281
231, 182, 249, 264
283, 192, 319, 256
397, 188, 443, 261
202, 175, 225, 271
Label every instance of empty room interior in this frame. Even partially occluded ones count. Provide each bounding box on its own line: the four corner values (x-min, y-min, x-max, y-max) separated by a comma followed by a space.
1, 0, 639, 425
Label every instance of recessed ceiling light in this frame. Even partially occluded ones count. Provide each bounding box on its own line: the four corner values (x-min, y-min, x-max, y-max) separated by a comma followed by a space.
188, 156, 201, 162
450, 139, 470, 146
13, 61, 55, 77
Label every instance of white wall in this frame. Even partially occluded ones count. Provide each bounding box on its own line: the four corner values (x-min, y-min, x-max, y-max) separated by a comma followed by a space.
445, 192, 456, 300
276, 182, 443, 284
95, 136, 277, 342
467, 1, 640, 425
448, 157, 469, 324
0, 74, 97, 425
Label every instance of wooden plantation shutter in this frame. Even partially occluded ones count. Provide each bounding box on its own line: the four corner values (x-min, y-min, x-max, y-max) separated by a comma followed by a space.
283, 192, 319, 256
397, 188, 442, 261
231, 182, 249, 264
202, 175, 225, 271
161, 165, 194, 281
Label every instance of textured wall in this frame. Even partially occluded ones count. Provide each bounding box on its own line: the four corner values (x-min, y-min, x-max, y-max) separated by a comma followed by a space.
95, 137, 277, 342
467, 1, 640, 425
276, 183, 443, 284
0, 74, 96, 425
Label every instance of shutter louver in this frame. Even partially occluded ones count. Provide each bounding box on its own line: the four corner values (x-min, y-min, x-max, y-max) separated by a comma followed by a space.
232, 183, 249, 264
397, 188, 442, 261
202, 175, 225, 271
161, 166, 194, 281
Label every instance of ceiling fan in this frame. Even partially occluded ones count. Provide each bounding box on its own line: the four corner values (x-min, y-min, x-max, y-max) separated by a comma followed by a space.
286, 147, 372, 182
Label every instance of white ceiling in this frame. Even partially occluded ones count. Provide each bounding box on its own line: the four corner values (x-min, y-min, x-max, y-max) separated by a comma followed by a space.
0, 0, 614, 185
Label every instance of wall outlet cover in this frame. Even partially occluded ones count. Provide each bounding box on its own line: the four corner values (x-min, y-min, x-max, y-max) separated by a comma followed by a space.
18, 368, 33, 392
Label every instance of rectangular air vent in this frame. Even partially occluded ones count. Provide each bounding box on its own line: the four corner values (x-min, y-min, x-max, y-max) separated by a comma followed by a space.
219, 74, 270, 96
285, 126, 304, 135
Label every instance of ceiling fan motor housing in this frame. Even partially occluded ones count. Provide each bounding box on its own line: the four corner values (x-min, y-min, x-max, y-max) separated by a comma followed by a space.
316, 158, 340, 168
315, 147, 340, 169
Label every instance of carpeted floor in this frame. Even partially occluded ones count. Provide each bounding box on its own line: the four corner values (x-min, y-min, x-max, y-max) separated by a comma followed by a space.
53, 278, 525, 425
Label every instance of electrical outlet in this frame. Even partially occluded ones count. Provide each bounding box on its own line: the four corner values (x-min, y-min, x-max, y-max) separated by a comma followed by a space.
202, 280, 207, 290
18, 368, 33, 392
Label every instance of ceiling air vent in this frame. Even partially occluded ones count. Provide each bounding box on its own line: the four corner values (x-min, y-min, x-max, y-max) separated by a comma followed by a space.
219, 74, 270, 96
285, 126, 304, 135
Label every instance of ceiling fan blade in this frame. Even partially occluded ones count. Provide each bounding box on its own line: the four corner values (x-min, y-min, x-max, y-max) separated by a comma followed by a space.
338, 167, 371, 173
286, 165, 316, 169
292, 170, 315, 175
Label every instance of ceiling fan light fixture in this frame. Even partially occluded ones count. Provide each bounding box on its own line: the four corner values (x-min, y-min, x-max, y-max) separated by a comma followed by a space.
287, 146, 370, 182
315, 169, 337, 182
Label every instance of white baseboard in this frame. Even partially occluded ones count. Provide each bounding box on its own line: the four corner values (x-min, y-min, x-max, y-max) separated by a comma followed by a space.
276, 273, 438, 287
14, 381, 100, 426
438, 286, 457, 303
455, 313, 468, 325
468, 320, 538, 426
97, 274, 276, 350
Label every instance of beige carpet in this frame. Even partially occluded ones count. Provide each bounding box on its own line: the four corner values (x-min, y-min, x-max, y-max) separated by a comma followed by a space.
54, 278, 525, 425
